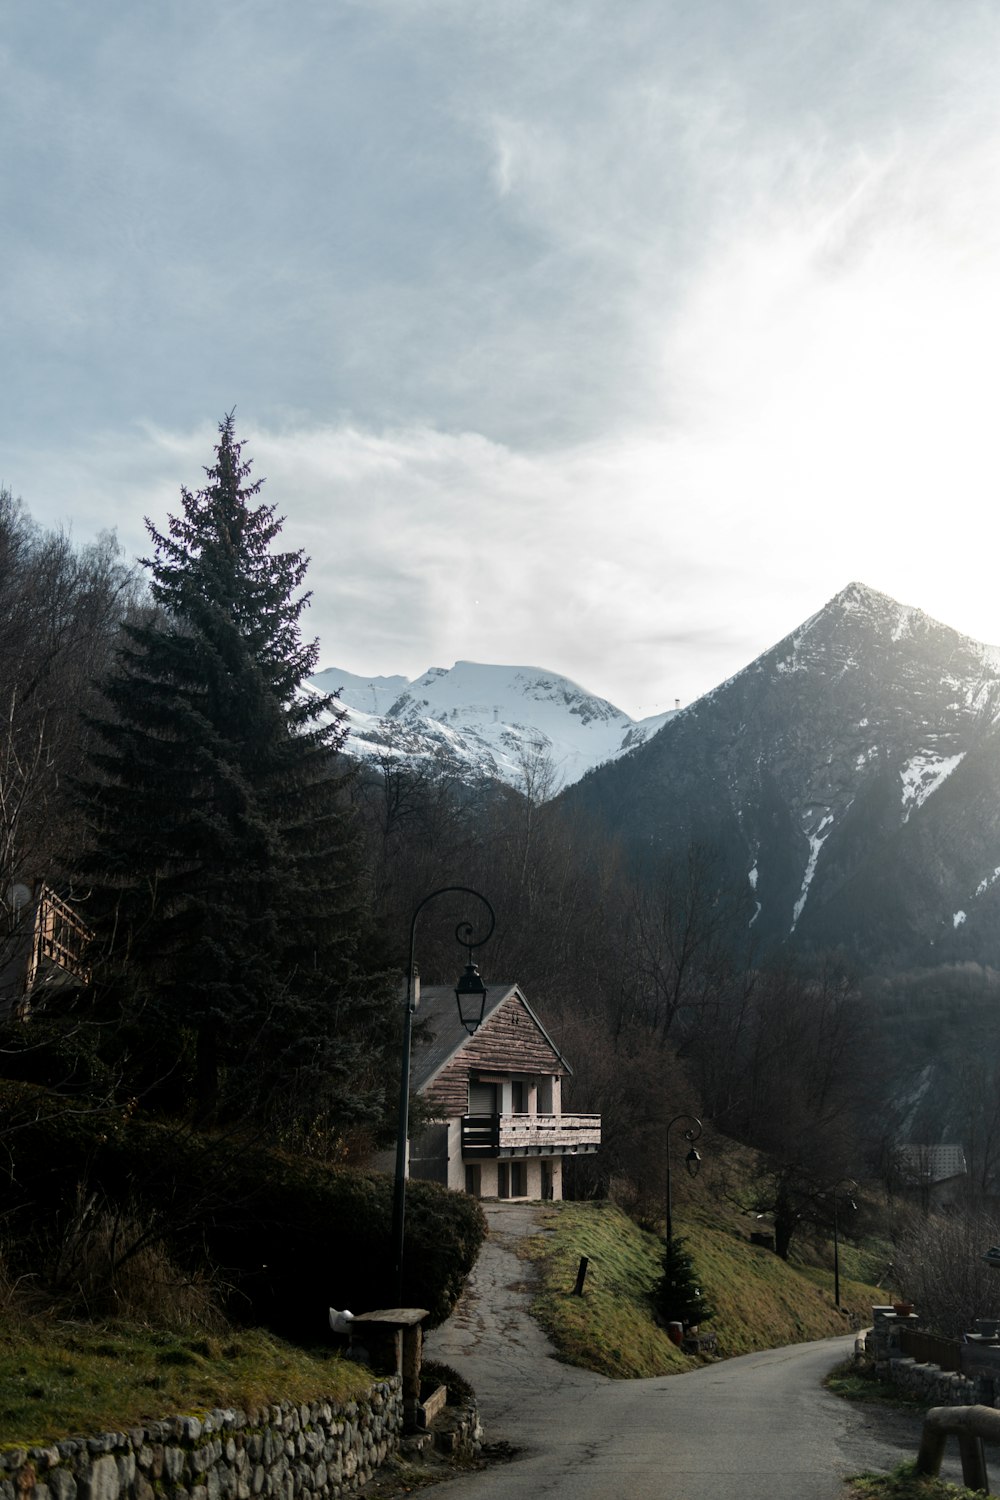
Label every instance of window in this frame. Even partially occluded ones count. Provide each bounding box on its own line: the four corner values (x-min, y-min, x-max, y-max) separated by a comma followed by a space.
468, 1080, 498, 1114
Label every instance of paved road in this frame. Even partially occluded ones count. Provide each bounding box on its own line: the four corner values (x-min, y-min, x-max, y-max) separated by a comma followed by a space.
425, 1203, 953, 1500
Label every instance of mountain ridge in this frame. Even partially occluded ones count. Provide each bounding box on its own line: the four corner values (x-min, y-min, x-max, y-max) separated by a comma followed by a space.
566, 580, 1000, 967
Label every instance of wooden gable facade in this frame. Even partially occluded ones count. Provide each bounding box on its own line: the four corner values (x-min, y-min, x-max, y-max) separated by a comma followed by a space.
408, 980, 600, 1202
420, 988, 568, 1119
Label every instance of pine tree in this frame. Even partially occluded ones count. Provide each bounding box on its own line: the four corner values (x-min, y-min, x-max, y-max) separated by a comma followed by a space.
655, 1237, 715, 1328
79, 415, 394, 1138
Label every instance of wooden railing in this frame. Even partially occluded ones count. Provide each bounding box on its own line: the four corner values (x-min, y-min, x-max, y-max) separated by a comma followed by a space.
461, 1112, 602, 1158
461, 1114, 500, 1157
899, 1327, 963, 1373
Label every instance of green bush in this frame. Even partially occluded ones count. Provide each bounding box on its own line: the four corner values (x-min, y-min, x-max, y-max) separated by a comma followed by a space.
0, 1082, 487, 1338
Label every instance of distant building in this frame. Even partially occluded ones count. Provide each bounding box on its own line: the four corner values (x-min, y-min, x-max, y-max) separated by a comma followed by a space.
407, 979, 600, 1200
898, 1143, 968, 1210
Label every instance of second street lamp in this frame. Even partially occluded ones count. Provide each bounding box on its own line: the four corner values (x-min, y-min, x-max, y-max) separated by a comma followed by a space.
830, 1180, 858, 1309
391, 886, 495, 1306
665, 1113, 703, 1246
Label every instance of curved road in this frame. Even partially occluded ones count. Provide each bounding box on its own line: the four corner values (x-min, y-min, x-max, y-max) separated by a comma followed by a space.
425, 1203, 951, 1500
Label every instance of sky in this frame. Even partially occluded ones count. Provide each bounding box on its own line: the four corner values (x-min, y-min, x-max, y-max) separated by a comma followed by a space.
6, 1, 1000, 720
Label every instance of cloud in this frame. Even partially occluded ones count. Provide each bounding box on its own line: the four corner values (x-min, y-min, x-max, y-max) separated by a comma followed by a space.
6, 1, 1000, 716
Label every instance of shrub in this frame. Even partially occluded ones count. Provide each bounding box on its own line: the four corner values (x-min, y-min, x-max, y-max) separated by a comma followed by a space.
0, 1081, 487, 1339
47, 1188, 227, 1328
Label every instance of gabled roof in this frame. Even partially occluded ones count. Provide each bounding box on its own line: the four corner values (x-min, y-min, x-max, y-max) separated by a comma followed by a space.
410, 981, 572, 1095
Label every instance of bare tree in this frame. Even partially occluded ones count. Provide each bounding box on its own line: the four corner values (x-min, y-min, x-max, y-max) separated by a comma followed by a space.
0, 494, 145, 1010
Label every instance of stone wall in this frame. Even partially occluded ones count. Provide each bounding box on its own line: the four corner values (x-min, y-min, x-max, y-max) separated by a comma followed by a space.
866, 1307, 981, 1406
886, 1355, 977, 1405
0, 1382, 402, 1500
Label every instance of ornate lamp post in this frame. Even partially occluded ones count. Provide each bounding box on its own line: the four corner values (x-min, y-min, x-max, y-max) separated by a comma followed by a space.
665, 1114, 703, 1245
392, 886, 495, 1305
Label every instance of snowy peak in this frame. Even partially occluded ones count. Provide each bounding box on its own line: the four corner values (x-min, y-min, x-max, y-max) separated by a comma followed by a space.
310, 661, 676, 792
311, 667, 410, 717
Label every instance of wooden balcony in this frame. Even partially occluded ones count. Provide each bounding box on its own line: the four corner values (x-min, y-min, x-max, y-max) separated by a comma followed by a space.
461, 1112, 601, 1159
26, 887, 93, 992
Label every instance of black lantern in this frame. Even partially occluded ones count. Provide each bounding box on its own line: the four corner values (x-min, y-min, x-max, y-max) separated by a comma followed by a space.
665, 1114, 704, 1245
455, 960, 488, 1034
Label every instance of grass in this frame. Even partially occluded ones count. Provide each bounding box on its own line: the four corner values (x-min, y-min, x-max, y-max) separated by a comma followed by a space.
848, 1462, 986, 1499
825, 1358, 927, 1408
0, 1319, 376, 1450
521, 1200, 883, 1379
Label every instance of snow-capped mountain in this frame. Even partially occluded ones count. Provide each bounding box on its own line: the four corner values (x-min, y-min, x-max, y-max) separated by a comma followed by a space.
309, 661, 675, 791
566, 581, 1000, 968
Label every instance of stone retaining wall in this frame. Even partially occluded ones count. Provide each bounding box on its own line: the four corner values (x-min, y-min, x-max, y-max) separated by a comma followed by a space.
886, 1356, 977, 1406
0, 1382, 402, 1500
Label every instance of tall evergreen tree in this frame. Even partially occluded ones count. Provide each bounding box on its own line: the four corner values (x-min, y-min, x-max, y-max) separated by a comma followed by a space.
79, 415, 394, 1139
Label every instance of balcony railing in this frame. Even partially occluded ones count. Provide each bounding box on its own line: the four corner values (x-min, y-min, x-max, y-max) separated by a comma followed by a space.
461, 1112, 601, 1159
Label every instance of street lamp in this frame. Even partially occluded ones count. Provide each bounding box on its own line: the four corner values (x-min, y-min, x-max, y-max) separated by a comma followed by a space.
830, 1180, 858, 1309
391, 886, 496, 1305
665, 1114, 703, 1246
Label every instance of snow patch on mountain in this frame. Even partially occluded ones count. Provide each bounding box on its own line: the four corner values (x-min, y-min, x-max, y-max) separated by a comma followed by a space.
791, 813, 834, 931
310, 661, 677, 793
899, 752, 965, 820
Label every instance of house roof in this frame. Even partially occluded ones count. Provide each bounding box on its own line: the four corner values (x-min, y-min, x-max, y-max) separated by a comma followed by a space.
409, 981, 572, 1095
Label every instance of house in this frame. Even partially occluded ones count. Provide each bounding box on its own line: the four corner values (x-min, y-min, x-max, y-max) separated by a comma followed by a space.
407, 977, 600, 1200
0, 882, 92, 1018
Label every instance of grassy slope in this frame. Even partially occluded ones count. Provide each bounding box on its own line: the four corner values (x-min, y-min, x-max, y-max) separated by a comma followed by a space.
523, 1200, 883, 1379
524, 1203, 985, 1497
2, 1197, 884, 1445
0, 1324, 375, 1450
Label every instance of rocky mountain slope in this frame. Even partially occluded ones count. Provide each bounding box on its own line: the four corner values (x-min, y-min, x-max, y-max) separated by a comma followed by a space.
309, 661, 674, 791
565, 582, 1000, 969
